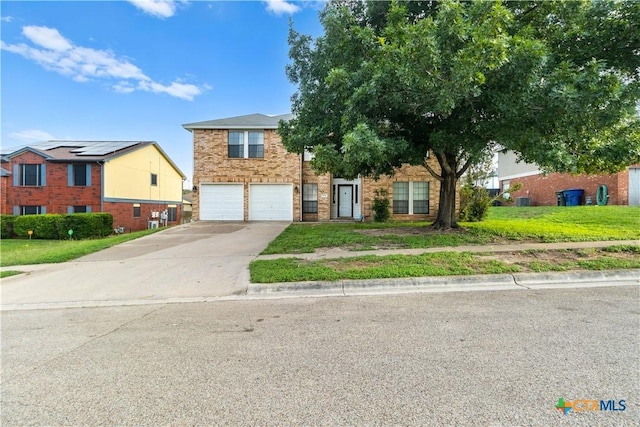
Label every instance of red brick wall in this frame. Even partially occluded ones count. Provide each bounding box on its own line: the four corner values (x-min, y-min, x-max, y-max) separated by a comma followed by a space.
104, 201, 182, 232
503, 169, 630, 206
6, 152, 103, 213
1, 175, 9, 215
5, 152, 182, 231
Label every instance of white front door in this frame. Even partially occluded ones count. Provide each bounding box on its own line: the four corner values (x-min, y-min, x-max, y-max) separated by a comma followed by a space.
629, 168, 640, 206
338, 185, 353, 217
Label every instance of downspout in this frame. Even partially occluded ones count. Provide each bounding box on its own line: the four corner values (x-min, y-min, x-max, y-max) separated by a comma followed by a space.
299, 153, 303, 222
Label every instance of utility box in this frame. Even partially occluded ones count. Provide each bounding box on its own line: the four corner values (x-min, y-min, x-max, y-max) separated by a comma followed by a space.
516, 197, 531, 207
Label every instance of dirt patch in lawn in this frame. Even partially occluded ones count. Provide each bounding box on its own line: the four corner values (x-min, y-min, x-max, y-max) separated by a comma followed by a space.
474, 248, 639, 272
353, 226, 532, 248
356, 227, 466, 237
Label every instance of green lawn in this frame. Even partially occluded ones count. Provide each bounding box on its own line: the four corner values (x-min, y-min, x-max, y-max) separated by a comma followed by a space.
261, 206, 640, 254
0, 228, 163, 267
250, 246, 640, 283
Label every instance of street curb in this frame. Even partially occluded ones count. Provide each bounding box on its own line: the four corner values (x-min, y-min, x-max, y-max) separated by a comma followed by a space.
247, 269, 640, 296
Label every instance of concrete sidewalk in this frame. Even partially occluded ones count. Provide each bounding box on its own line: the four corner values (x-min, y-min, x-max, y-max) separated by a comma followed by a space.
254, 239, 640, 261
2, 236, 638, 310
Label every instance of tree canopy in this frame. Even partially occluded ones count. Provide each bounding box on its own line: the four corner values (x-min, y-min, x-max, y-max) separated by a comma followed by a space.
279, 0, 640, 228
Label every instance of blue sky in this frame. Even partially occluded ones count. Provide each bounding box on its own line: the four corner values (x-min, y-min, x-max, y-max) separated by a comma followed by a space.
1, 0, 325, 188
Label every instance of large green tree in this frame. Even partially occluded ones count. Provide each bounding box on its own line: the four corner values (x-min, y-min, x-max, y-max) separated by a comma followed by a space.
280, 0, 640, 228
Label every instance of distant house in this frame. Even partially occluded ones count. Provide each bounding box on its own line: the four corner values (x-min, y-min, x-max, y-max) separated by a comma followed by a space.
498, 150, 640, 206
1, 141, 186, 231
183, 113, 444, 222
182, 191, 193, 223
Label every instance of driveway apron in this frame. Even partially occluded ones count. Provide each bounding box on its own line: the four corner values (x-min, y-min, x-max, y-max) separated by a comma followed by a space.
0, 222, 289, 307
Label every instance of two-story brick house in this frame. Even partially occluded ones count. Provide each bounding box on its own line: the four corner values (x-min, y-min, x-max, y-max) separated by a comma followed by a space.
1, 140, 186, 231
183, 113, 443, 222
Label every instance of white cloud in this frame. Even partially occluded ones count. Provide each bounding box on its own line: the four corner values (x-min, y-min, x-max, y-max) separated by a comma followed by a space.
264, 0, 300, 15
9, 129, 56, 143
23, 26, 72, 51
128, 0, 180, 18
1, 25, 204, 101
1, 16, 13, 22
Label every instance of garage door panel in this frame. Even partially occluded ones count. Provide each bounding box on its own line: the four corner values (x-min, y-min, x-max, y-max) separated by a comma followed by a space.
249, 184, 293, 221
200, 184, 243, 220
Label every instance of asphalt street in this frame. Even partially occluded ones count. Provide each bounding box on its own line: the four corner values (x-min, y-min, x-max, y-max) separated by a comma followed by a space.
2, 285, 638, 426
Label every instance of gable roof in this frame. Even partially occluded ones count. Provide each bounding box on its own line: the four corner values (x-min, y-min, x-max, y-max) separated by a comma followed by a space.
182, 113, 294, 130
2, 141, 186, 178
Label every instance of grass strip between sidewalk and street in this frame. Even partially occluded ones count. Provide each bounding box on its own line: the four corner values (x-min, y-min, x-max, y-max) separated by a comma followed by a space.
250, 245, 640, 283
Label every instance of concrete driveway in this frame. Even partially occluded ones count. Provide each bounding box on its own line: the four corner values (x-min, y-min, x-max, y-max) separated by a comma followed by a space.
0, 222, 289, 309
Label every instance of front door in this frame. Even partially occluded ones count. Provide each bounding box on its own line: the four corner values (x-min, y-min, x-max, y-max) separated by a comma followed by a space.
338, 185, 353, 217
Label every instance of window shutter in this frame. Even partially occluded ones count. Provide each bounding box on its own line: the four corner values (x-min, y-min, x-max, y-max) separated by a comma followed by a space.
86, 206, 92, 213
86, 164, 92, 186
40, 164, 47, 186
13, 165, 19, 186
41, 206, 46, 214
13, 205, 19, 215
68, 165, 73, 186
68, 206, 73, 214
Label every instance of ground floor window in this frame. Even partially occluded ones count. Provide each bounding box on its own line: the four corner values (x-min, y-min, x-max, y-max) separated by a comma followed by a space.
393, 181, 429, 214
133, 204, 141, 218
20, 206, 44, 215
73, 205, 88, 213
303, 183, 318, 214
168, 206, 177, 222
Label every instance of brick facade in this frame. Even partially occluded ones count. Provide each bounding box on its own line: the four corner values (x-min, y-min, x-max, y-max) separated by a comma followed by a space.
192, 128, 302, 221
5, 149, 183, 232
192, 126, 451, 222
503, 168, 634, 206
104, 201, 182, 232
1, 175, 9, 216
4, 151, 103, 215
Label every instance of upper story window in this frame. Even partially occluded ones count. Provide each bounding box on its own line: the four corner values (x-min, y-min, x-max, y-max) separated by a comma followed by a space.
151, 173, 158, 186
68, 164, 91, 186
228, 131, 264, 159
15, 164, 46, 186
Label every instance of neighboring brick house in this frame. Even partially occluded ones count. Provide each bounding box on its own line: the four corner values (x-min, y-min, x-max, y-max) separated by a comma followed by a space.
183, 113, 444, 222
498, 150, 640, 206
1, 141, 186, 231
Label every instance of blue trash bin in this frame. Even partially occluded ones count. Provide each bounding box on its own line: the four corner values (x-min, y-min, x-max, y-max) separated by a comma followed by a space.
563, 189, 584, 206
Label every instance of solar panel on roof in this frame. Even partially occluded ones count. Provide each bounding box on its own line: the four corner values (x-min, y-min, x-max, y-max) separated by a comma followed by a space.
70, 141, 141, 156
32, 141, 82, 150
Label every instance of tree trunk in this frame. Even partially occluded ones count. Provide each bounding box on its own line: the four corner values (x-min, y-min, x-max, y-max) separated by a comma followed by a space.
431, 169, 458, 229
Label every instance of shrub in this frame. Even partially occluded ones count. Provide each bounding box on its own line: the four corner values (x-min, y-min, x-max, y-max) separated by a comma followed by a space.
14, 214, 61, 239
12, 213, 113, 239
460, 185, 491, 222
1, 215, 16, 238
372, 188, 391, 222
57, 213, 113, 238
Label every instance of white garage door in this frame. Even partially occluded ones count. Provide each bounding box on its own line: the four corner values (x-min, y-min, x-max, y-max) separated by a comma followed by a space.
200, 184, 244, 220
249, 184, 293, 221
